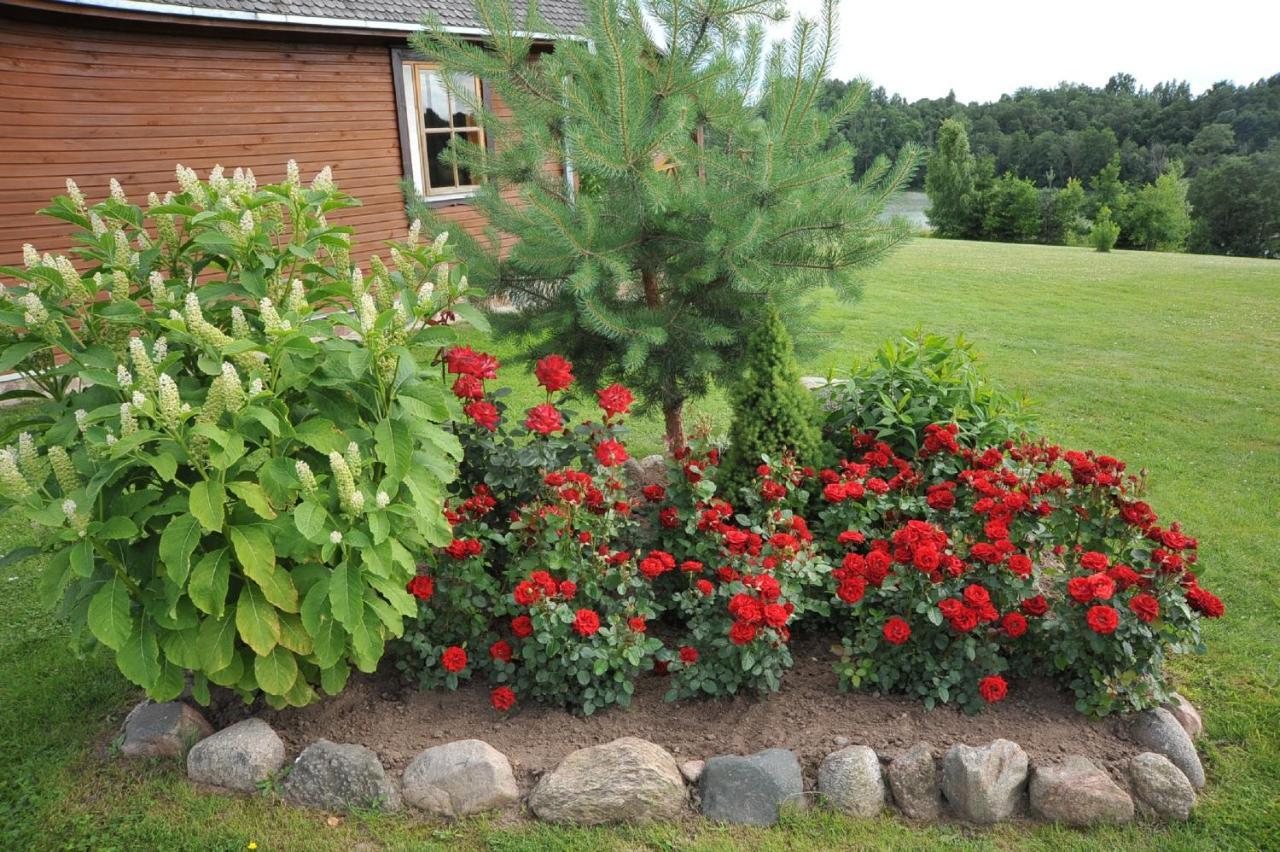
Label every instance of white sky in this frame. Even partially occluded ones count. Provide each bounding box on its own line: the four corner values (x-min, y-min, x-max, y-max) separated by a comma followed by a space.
768, 0, 1280, 103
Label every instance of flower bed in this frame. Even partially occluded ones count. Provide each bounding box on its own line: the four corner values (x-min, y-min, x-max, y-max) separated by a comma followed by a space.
393, 345, 1223, 719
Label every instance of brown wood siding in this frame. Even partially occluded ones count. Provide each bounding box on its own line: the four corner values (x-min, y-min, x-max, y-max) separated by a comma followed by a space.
0, 15, 417, 269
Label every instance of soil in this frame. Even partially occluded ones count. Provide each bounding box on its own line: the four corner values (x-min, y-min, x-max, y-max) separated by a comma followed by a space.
224, 636, 1141, 795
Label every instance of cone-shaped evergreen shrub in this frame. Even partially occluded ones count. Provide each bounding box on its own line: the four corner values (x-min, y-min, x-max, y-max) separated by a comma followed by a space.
721, 302, 823, 500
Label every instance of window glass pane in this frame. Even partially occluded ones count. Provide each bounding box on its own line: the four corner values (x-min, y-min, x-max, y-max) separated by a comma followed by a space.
455, 132, 483, 185
450, 73, 480, 128
425, 134, 456, 189
418, 69, 449, 129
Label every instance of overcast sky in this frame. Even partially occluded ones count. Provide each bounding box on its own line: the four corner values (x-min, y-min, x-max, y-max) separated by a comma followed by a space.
767, 0, 1280, 103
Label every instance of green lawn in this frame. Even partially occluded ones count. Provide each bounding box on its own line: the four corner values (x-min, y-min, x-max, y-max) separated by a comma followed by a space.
2, 238, 1277, 850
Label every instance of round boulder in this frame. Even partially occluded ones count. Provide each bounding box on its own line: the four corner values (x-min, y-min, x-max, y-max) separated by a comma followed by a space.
282, 740, 400, 813
818, 745, 885, 818
528, 737, 686, 825
1129, 708, 1205, 789
1029, 755, 1134, 826
401, 739, 519, 817
1129, 752, 1196, 821
186, 717, 285, 792
700, 748, 804, 826
120, 701, 213, 759
887, 742, 944, 821
941, 739, 1029, 824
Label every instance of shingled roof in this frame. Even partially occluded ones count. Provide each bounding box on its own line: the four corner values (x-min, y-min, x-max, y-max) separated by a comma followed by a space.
51, 0, 587, 34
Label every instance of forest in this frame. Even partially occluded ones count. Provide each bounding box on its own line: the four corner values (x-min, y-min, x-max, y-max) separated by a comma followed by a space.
822, 73, 1280, 256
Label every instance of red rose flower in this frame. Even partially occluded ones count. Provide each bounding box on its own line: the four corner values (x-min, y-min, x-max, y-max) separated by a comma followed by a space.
490, 686, 516, 712
595, 438, 629, 467
1021, 595, 1049, 616
1129, 593, 1160, 623
1007, 554, 1033, 578
441, 645, 467, 673
597, 383, 634, 417
642, 484, 666, 502
443, 346, 499, 379
926, 487, 955, 510
513, 581, 539, 606
1088, 573, 1116, 600
1067, 576, 1095, 603
696, 579, 714, 596
729, 621, 758, 645
679, 646, 699, 664
524, 403, 563, 435
883, 616, 912, 645
511, 615, 533, 638
823, 482, 848, 503
406, 575, 435, 601
948, 607, 979, 633
837, 576, 867, 604
962, 584, 990, 606
489, 640, 513, 662
534, 354, 574, 392
1185, 585, 1224, 618
979, 674, 1008, 703
763, 603, 789, 628
1080, 551, 1109, 572
628, 616, 647, 632
558, 579, 577, 599
451, 374, 485, 400
1001, 612, 1028, 638
1086, 604, 1120, 634
659, 507, 679, 528
572, 608, 601, 637
464, 400, 499, 431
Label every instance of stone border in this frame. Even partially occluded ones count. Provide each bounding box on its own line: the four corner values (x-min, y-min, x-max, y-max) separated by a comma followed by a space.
116, 693, 1206, 829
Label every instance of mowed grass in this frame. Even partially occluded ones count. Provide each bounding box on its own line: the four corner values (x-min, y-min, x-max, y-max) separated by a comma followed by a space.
1, 238, 1277, 850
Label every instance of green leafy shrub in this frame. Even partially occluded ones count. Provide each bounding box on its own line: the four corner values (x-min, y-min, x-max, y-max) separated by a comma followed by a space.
1090, 205, 1121, 252
720, 302, 823, 501
0, 166, 472, 707
819, 331, 1033, 459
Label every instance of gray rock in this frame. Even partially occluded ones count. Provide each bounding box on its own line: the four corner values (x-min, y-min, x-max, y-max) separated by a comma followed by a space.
528, 737, 686, 825
283, 740, 400, 813
1029, 755, 1134, 826
1129, 752, 1196, 821
887, 742, 943, 820
941, 739, 1028, 824
700, 748, 804, 826
679, 759, 705, 784
1129, 708, 1204, 789
120, 701, 213, 758
818, 746, 885, 817
186, 718, 284, 792
401, 739, 518, 817
1163, 693, 1204, 740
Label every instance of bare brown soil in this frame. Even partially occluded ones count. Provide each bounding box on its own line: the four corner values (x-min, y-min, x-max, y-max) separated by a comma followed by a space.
225, 637, 1140, 794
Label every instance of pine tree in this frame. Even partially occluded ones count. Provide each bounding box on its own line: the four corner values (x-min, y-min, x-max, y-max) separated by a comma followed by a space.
411, 0, 917, 449
720, 300, 822, 498
924, 118, 976, 238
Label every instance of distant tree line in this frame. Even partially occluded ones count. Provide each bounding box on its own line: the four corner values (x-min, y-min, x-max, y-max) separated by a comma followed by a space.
820, 73, 1280, 257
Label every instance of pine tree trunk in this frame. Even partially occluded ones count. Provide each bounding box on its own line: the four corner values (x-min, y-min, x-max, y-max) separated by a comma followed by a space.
642, 265, 685, 451
663, 398, 686, 452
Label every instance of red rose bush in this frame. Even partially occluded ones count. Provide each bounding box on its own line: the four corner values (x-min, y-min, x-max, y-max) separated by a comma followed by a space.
394, 344, 1222, 718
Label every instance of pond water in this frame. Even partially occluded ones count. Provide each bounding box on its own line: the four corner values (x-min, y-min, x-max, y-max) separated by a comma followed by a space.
880, 190, 930, 230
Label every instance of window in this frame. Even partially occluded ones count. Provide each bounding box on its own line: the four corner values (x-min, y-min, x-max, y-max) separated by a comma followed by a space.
401, 62, 486, 198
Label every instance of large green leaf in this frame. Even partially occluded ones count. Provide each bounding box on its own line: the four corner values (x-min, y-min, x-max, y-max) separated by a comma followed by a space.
349, 604, 383, 673
189, 479, 226, 533
160, 627, 200, 668
158, 513, 202, 589
277, 612, 315, 656
293, 501, 329, 543
188, 548, 231, 617
197, 612, 237, 673
87, 575, 133, 651
235, 583, 280, 656
319, 661, 350, 695
228, 480, 277, 520
328, 562, 363, 628
374, 417, 413, 483
254, 646, 299, 696
116, 619, 161, 689
230, 525, 298, 613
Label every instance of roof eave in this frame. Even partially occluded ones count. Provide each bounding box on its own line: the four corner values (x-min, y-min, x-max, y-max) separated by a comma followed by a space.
33, 0, 586, 39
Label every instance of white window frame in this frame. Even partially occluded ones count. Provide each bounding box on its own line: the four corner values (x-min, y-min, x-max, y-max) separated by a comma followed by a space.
400, 61, 486, 199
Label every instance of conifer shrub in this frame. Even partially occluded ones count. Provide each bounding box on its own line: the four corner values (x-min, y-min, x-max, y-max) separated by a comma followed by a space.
1091, 205, 1122, 252
720, 302, 823, 501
